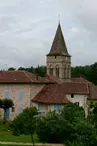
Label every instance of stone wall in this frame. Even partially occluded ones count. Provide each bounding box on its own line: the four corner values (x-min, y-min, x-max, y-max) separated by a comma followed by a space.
0, 83, 45, 120
47, 55, 71, 81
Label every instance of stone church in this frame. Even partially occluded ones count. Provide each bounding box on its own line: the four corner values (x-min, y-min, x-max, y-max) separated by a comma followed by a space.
47, 23, 71, 82
0, 23, 96, 120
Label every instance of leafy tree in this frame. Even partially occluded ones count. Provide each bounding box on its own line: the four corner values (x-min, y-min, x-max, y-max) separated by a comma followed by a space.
59, 103, 85, 144
66, 120, 97, 146
8, 67, 16, 71
37, 103, 85, 144
88, 103, 97, 127
18, 65, 46, 77
10, 107, 39, 146
0, 99, 14, 121
60, 103, 85, 122
37, 111, 61, 143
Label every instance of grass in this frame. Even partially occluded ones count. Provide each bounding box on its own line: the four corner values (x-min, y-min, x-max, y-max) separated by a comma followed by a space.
0, 145, 30, 146
0, 145, 33, 146
0, 120, 39, 143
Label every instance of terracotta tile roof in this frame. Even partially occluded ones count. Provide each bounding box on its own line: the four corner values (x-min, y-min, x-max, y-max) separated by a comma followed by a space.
32, 82, 89, 104
45, 75, 62, 84
60, 82, 89, 94
71, 77, 93, 85
32, 84, 69, 104
88, 86, 97, 100
0, 71, 55, 84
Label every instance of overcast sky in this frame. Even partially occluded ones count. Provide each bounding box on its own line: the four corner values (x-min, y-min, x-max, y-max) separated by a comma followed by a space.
0, 0, 97, 69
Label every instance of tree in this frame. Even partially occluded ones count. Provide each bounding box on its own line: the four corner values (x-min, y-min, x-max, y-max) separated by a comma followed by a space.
37, 103, 86, 144
10, 107, 39, 146
37, 111, 61, 143
8, 67, 16, 71
60, 103, 85, 122
0, 99, 14, 121
61, 103, 97, 146
66, 120, 97, 146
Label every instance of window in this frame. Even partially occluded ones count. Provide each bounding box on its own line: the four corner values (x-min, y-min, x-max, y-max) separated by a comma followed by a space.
71, 94, 74, 98
38, 103, 42, 111
55, 65, 59, 77
4, 91, 10, 99
18, 107, 23, 115
5, 109, 10, 120
49, 68, 53, 75
18, 91, 23, 100
76, 102, 79, 106
12, 107, 15, 112
54, 104, 61, 113
55, 56, 57, 59
49, 65, 53, 76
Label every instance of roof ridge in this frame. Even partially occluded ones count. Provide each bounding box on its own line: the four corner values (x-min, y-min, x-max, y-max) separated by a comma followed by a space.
50, 84, 57, 98
32, 85, 49, 101
23, 71, 34, 82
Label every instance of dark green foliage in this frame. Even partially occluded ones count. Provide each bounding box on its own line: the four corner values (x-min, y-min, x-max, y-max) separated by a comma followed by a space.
71, 62, 97, 85
0, 99, 14, 110
60, 103, 85, 122
9, 103, 97, 145
8, 67, 16, 71
67, 121, 97, 146
10, 107, 39, 146
18, 65, 46, 77
0, 99, 14, 121
37, 111, 62, 143
37, 103, 85, 144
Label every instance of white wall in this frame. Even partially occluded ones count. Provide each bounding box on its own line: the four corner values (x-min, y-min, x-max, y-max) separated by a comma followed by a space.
66, 94, 88, 115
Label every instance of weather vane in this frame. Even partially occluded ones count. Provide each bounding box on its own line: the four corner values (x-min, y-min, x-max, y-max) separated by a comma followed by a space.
58, 14, 60, 23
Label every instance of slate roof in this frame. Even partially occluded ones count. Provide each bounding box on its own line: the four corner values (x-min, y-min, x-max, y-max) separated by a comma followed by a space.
47, 23, 70, 56
0, 71, 55, 84
32, 82, 89, 104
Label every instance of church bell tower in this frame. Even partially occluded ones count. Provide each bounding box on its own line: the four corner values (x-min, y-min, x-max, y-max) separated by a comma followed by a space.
46, 23, 71, 82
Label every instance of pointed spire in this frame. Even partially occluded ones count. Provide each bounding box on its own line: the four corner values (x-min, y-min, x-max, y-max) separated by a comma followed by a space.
47, 23, 70, 56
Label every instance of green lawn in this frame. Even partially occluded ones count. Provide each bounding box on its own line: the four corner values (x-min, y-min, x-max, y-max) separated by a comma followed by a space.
0, 121, 39, 143
0, 145, 30, 146
0, 145, 33, 146
0, 131, 38, 143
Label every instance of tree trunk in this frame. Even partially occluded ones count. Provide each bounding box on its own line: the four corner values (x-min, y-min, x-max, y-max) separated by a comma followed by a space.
3, 109, 6, 123
31, 133, 35, 146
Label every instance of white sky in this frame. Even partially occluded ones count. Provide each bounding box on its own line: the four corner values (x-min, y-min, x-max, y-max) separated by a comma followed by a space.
0, 0, 97, 69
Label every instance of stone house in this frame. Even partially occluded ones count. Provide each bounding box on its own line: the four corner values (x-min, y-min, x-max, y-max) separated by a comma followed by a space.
32, 82, 90, 116
0, 71, 55, 120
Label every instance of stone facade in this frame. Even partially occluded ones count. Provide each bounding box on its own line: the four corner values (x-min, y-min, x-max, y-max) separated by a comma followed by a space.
47, 55, 71, 82
0, 83, 45, 120
46, 23, 71, 82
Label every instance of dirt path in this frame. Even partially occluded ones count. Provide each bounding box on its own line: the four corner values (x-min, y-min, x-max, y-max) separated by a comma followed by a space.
0, 141, 63, 146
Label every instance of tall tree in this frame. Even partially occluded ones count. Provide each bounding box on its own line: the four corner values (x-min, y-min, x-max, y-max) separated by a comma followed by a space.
10, 107, 39, 146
